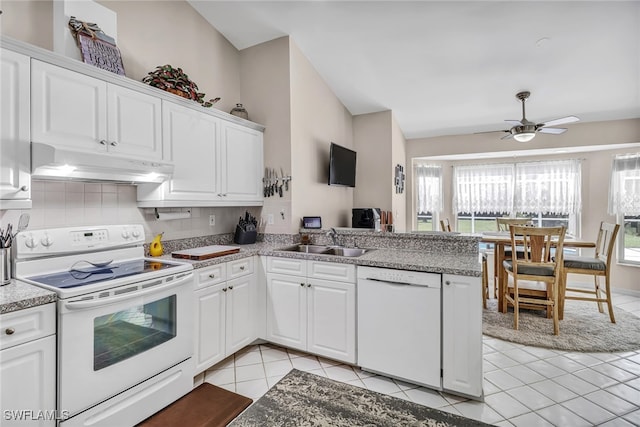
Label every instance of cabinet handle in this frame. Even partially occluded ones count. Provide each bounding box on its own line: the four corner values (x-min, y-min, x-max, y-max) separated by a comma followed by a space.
445, 281, 451, 286
222, 288, 228, 292
307, 284, 311, 288
110, 141, 119, 147
5, 328, 15, 335
300, 283, 305, 287
20, 185, 29, 192
99, 140, 108, 145
209, 274, 216, 278
228, 286, 233, 290
239, 266, 245, 271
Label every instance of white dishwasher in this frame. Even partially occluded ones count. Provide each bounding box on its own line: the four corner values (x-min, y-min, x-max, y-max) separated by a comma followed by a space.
357, 266, 442, 389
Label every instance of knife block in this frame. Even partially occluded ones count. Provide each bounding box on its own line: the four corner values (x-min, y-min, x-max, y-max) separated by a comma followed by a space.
234, 225, 257, 244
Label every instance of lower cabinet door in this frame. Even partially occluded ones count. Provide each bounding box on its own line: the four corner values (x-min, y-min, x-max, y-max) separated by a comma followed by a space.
0, 335, 56, 427
225, 274, 256, 355
266, 273, 307, 351
442, 274, 483, 398
194, 284, 226, 374
307, 278, 356, 363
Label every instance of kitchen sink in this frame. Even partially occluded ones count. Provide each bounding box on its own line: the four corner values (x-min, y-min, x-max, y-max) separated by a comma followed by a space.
276, 245, 369, 257
324, 247, 368, 257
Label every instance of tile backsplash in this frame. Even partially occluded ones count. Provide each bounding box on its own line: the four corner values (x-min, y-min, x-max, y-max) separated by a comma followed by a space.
0, 181, 263, 242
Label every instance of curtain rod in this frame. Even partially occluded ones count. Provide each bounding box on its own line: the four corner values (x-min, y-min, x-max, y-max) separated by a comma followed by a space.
448, 158, 586, 168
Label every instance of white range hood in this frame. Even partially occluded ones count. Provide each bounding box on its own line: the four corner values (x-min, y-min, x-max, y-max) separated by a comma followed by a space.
31, 143, 174, 184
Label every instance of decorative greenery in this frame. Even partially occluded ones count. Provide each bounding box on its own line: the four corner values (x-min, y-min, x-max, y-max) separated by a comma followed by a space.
142, 65, 220, 108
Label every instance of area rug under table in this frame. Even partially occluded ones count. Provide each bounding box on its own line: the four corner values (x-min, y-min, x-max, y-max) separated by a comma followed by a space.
229, 369, 492, 427
483, 299, 640, 352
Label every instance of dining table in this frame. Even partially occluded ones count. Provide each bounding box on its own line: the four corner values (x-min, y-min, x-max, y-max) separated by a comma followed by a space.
480, 232, 596, 317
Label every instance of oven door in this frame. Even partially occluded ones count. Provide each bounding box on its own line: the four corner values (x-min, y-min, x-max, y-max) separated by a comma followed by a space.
58, 272, 194, 417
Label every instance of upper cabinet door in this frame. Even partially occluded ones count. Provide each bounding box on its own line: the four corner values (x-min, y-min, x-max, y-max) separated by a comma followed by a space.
0, 49, 31, 207
162, 101, 221, 200
107, 84, 162, 160
31, 60, 108, 153
220, 121, 264, 200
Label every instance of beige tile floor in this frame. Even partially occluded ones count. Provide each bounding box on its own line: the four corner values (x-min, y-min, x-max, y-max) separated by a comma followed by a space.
195, 291, 640, 426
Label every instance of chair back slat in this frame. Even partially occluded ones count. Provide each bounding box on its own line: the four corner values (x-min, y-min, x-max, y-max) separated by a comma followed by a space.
509, 225, 566, 275
497, 218, 532, 231
595, 222, 620, 264
440, 219, 452, 232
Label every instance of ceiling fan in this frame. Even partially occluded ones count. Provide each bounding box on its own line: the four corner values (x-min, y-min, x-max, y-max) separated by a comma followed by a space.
491, 91, 579, 142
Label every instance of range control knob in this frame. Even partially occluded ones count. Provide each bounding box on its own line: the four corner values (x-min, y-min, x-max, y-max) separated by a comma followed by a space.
121, 230, 130, 239
40, 235, 53, 247
24, 234, 38, 249
131, 229, 141, 238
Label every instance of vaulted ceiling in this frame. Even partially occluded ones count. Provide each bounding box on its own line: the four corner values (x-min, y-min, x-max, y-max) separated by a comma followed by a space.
189, 1, 640, 140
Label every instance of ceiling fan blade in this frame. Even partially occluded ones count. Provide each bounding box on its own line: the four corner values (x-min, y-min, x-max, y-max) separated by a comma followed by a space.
505, 120, 523, 126
539, 116, 579, 128
538, 127, 567, 135
501, 133, 514, 140
474, 129, 509, 135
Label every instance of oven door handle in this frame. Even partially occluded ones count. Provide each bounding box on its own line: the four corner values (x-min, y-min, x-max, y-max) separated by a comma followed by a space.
63, 272, 193, 310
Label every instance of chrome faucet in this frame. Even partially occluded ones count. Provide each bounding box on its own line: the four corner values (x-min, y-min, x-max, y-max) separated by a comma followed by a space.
327, 228, 340, 246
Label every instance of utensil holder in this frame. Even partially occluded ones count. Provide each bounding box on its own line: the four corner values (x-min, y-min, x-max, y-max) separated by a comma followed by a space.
234, 226, 257, 245
1, 248, 11, 286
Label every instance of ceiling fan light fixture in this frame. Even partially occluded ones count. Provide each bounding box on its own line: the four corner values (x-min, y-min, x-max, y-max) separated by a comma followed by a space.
513, 132, 536, 142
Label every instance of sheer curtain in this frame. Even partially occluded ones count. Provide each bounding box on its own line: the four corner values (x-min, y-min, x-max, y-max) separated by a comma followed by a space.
415, 164, 442, 213
453, 163, 515, 213
609, 153, 640, 215
514, 159, 582, 214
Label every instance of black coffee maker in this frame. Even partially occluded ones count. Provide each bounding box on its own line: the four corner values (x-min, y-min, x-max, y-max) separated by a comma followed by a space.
352, 208, 381, 231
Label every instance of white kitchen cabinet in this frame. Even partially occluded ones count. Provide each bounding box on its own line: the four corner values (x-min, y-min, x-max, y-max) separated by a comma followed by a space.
0, 49, 31, 209
137, 102, 264, 207
0, 304, 56, 427
307, 277, 356, 362
194, 257, 256, 374
266, 272, 307, 351
220, 121, 264, 201
266, 258, 356, 363
442, 274, 483, 398
31, 60, 162, 160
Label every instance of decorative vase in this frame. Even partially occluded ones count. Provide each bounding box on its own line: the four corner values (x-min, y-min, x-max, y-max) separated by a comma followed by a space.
230, 103, 249, 120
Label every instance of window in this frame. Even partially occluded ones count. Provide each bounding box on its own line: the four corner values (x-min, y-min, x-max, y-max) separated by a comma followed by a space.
609, 153, 640, 265
415, 164, 442, 231
453, 160, 581, 235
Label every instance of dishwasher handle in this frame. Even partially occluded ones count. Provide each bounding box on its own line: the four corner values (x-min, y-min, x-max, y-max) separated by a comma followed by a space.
365, 277, 420, 287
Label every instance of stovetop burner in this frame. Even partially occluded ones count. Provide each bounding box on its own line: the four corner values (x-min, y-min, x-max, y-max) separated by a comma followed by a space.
27, 259, 178, 289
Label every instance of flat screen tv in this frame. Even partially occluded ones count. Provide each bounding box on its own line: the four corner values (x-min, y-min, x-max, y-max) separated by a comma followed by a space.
328, 142, 356, 187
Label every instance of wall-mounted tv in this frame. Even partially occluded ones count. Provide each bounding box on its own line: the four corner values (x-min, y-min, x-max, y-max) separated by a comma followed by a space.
328, 142, 357, 187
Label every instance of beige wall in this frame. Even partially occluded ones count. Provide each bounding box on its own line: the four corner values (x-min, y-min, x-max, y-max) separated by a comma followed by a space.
406, 118, 640, 292
391, 113, 407, 232
289, 39, 354, 231
0, 0, 53, 49
1, 0, 241, 115
353, 111, 392, 210
239, 37, 292, 234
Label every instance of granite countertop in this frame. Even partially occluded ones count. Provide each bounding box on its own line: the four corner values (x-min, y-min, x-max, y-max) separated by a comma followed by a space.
0, 280, 57, 315
161, 242, 482, 277
1, 238, 481, 313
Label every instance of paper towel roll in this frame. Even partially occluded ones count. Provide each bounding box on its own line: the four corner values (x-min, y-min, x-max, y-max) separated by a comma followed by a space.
155, 211, 191, 221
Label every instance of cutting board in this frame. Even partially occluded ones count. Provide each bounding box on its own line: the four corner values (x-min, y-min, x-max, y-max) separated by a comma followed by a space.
172, 245, 240, 261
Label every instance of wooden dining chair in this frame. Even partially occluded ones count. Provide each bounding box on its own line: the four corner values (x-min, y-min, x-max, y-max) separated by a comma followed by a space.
493, 218, 533, 299
560, 222, 620, 323
440, 218, 489, 307
503, 225, 566, 335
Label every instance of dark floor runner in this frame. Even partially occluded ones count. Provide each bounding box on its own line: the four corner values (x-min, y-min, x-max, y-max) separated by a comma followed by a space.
137, 382, 252, 427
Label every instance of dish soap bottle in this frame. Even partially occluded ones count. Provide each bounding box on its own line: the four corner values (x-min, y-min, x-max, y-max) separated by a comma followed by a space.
149, 233, 164, 257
